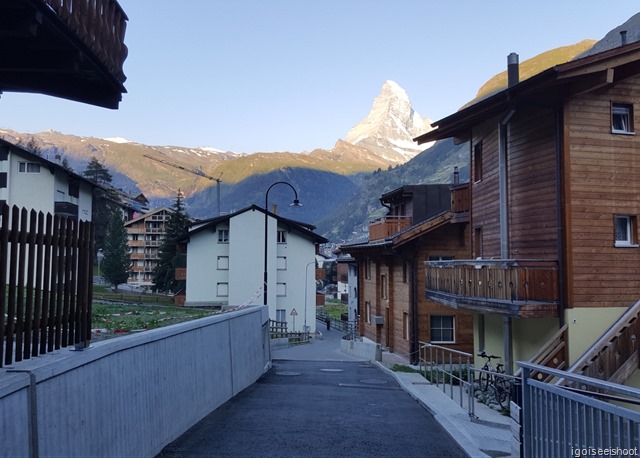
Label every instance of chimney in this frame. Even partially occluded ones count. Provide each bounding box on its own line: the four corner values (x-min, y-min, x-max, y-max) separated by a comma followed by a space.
453, 166, 460, 185
621, 30, 628, 46
507, 52, 519, 87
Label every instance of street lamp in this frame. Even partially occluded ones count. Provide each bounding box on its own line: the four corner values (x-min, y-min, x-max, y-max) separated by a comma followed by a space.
304, 261, 316, 332
263, 181, 302, 306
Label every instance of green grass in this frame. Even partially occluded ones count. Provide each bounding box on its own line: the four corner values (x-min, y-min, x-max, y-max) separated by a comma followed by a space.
91, 302, 215, 333
322, 299, 347, 320
90, 284, 215, 334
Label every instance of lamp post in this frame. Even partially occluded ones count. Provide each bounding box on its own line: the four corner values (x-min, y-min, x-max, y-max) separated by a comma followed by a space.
264, 181, 302, 306
304, 261, 316, 332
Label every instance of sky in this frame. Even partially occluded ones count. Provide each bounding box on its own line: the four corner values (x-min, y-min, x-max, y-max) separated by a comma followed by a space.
1, 1, 639, 153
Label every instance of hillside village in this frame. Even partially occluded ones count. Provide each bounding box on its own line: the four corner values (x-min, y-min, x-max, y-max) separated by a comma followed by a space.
2, 2, 640, 457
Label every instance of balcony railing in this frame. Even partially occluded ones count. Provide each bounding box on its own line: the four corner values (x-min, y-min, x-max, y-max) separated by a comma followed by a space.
45, 0, 128, 83
368, 216, 412, 241
425, 259, 559, 318
54, 201, 78, 218
450, 183, 470, 214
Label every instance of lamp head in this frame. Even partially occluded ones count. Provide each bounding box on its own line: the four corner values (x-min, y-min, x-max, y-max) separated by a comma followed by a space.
290, 199, 302, 207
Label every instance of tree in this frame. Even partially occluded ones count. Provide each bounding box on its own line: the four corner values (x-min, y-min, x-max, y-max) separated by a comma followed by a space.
82, 157, 119, 255
17, 136, 42, 157
101, 213, 130, 289
83, 156, 112, 184
152, 191, 190, 293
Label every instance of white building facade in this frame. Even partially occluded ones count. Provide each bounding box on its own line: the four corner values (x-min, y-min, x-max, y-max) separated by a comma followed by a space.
184, 205, 327, 333
0, 139, 94, 221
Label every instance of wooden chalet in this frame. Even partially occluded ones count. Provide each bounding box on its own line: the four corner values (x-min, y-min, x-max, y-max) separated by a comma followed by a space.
415, 38, 640, 381
341, 184, 474, 363
0, 0, 128, 108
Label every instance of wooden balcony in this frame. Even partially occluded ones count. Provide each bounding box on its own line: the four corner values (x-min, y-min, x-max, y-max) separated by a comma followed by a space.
369, 216, 412, 241
425, 259, 559, 318
0, 0, 128, 108
450, 183, 470, 222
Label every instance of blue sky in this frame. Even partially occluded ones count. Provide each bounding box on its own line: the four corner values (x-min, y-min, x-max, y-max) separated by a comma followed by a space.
1, 2, 639, 153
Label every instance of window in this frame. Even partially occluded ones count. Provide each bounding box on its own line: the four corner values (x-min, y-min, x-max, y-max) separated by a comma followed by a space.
218, 229, 229, 243
402, 262, 409, 283
365, 301, 371, 324
473, 142, 483, 182
18, 162, 41, 173
403, 312, 409, 340
364, 258, 371, 279
380, 274, 388, 299
217, 256, 229, 270
430, 315, 455, 343
615, 215, 638, 247
276, 282, 286, 296
276, 309, 286, 322
277, 256, 287, 270
277, 230, 287, 243
612, 103, 634, 134
217, 282, 229, 297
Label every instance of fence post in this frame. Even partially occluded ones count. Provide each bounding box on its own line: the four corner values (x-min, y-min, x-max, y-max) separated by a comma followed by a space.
521, 366, 531, 458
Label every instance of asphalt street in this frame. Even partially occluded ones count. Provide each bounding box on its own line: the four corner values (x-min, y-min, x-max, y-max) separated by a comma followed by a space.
157, 325, 467, 458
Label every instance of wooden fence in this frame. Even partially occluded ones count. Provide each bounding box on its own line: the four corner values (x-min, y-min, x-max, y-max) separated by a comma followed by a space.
0, 204, 94, 367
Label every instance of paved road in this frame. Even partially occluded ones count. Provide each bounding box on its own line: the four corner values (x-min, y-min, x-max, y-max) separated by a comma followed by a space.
158, 324, 467, 458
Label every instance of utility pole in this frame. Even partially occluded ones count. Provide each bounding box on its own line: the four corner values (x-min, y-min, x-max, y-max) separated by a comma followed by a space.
143, 154, 223, 215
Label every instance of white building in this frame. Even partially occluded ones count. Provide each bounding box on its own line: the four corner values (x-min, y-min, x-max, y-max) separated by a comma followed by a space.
337, 254, 358, 323
0, 138, 94, 220
183, 205, 327, 332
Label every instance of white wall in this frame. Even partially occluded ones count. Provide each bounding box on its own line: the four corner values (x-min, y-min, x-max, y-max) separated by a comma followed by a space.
229, 209, 266, 306
185, 224, 229, 305
0, 306, 270, 457
276, 224, 317, 333
7, 151, 55, 215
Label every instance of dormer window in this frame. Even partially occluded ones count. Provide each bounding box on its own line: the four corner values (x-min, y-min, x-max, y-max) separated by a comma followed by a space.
612, 103, 634, 134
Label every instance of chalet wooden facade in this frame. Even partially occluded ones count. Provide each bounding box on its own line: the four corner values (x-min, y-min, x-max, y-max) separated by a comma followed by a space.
415, 41, 640, 379
341, 185, 474, 363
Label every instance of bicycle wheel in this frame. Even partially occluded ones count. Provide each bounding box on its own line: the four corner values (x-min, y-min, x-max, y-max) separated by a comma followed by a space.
478, 368, 491, 391
494, 378, 510, 409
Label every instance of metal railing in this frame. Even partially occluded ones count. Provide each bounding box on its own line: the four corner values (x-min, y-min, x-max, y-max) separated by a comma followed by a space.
520, 362, 640, 458
419, 343, 520, 419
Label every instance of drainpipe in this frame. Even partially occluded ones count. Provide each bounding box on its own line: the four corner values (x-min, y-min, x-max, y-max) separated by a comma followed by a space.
500, 52, 519, 375
555, 105, 566, 327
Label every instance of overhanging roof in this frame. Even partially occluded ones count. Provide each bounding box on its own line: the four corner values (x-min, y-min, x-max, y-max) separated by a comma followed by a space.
186, 205, 328, 245
0, 0, 128, 108
414, 41, 640, 144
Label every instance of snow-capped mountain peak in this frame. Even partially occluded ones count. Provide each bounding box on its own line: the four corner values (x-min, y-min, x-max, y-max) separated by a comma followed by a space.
344, 80, 433, 163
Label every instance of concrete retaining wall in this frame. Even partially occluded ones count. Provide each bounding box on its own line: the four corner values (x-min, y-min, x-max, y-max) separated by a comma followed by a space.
0, 305, 270, 457
340, 338, 378, 360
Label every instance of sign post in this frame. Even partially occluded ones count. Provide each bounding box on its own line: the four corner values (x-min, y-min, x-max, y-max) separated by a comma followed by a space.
290, 308, 298, 331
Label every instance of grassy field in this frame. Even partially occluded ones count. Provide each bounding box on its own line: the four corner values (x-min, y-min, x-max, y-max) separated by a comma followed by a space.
322, 299, 347, 320
91, 286, 215, 337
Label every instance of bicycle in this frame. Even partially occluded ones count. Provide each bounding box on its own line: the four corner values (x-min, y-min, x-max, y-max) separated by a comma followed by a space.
477, 351, 510, 409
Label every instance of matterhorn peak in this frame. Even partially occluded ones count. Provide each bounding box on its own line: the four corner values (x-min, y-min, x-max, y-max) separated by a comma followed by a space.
345, 80, 432, 163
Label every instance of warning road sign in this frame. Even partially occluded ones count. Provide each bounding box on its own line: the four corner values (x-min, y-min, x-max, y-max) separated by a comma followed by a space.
290, 308, 298, 316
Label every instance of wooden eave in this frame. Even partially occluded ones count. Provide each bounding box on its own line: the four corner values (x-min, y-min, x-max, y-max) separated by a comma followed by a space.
0, 0, 127, 108
391, 211, 453, 247
414, 41, 640, 145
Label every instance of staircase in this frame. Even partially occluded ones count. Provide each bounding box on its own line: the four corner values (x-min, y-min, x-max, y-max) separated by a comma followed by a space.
563, 300, 640, 385
516, 324, 568, 383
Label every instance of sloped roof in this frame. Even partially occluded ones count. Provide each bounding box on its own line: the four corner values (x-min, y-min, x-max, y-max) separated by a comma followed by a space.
414, 40, 640, 144
340, 211, 453, 253
186, 204, 328, 244
0, 137, 100, 190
